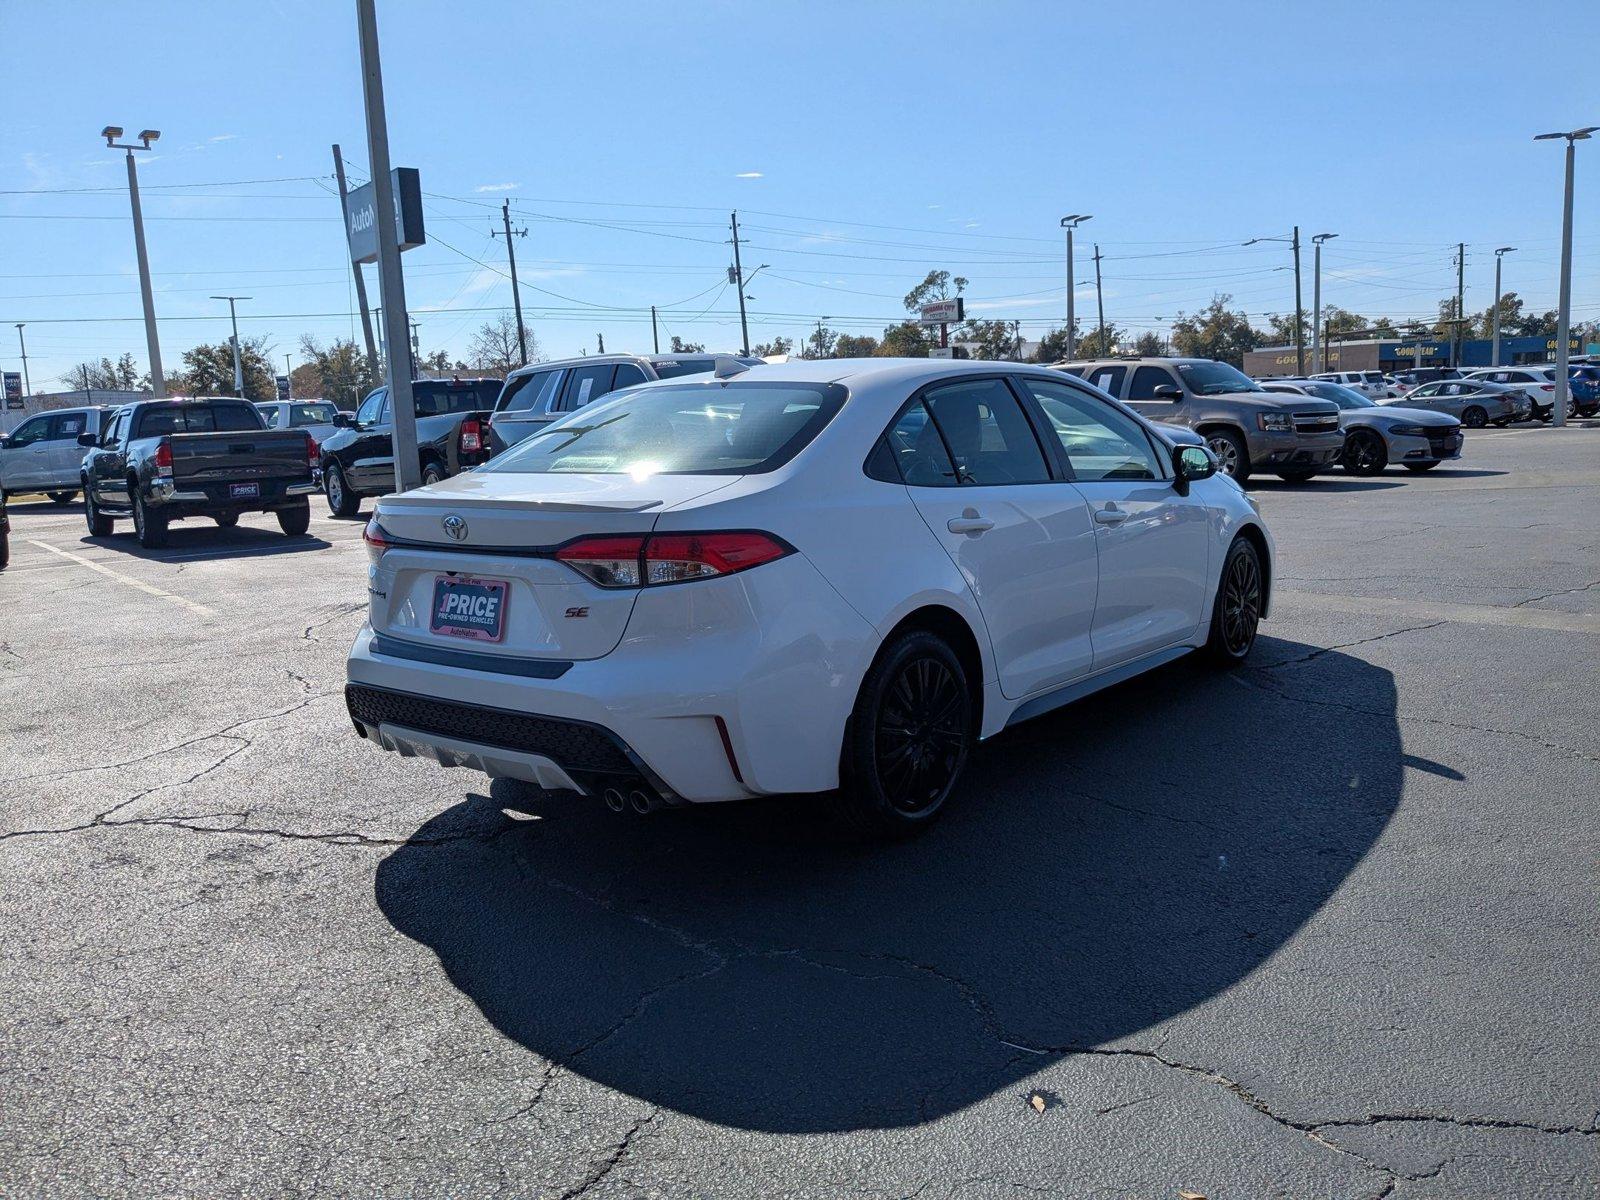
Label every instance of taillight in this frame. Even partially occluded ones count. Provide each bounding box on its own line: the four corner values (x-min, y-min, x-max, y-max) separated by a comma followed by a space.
555, 531, 792, 589
459, 418, 483, 454
1539, 384, 1554, 391
363, 517, 392, 565
305, 432, 320, 468
154, 440, 172, 473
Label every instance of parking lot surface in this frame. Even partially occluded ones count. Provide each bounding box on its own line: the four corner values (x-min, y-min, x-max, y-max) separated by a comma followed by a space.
3, 427, 1598, 1199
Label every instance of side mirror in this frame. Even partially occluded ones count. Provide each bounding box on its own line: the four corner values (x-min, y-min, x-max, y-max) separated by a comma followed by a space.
332, 412, 354, 428
1152, 384, 1183, 400
77, 432, 98, 448
1172, 444, 1217, 494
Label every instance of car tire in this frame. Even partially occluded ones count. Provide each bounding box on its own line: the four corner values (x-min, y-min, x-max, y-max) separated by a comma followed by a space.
132, 492, 168, 549
1341, 429, 1388, 476
214, 512, 240, 528
1462, 406, 1488, 429
1204, 428, 1251, 483
277, 501, 312, 536
84, 485, 113, 536
421, 461, 447, 487
833, 629, 974, 838
324, 463, 360, 519
1202, 536, 1263, 668
1405, 462, 1440, 472
46, 491, 77, 505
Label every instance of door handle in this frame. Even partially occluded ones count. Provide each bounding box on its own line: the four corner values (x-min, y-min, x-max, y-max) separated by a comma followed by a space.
947, 514, 994, 535
1093, 507, 1130, 525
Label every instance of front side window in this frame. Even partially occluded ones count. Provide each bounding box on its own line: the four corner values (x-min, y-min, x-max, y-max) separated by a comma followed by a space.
356, 390, 386, 425
1127, 365, 1178, 400
1176, 361, 1263, 395
8, 416, 49, 446
1022, 378, 1161, 482
484, 382, 844, 476
922, 378, 1050, 486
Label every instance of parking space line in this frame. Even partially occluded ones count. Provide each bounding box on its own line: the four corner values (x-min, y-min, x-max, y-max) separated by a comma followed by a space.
27, 541, 216, 617
1277, 589, 1600, 635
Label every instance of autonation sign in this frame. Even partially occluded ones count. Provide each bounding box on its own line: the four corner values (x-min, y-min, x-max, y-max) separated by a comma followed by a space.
345, 167, 425, 265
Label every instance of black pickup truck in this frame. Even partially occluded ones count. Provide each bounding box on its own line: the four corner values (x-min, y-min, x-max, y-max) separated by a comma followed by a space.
80, 397, 320, 548
316, 378, 499, 517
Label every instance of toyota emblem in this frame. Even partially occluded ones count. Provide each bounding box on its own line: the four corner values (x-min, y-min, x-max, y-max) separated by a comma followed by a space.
442, 514, 468, 541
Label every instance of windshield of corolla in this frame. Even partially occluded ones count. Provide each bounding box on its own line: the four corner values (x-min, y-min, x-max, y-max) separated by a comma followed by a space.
1176, 361, 1263, 395
1304, 381, 1375, 409
482, 381, 847, 476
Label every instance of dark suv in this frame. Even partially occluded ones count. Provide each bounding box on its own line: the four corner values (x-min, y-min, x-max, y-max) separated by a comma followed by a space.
317, 378, 501, 517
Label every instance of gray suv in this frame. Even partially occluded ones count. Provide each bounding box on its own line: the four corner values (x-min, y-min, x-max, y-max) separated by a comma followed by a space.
1058, 357, 1343, 483
487, 352, 763, 455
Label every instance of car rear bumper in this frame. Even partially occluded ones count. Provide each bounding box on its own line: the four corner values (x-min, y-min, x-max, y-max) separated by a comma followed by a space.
344, 552, 879, 803
147, 476, 317, 511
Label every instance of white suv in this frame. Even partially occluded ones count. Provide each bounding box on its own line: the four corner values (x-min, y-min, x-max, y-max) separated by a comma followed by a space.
1310, 370, 1389, 399
345, 359, 1273, 835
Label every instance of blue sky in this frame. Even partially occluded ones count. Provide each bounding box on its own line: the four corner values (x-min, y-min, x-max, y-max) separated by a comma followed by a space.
3, 0, 1596, 386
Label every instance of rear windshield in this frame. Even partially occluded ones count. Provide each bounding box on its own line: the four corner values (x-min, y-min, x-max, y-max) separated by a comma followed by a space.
482, 381, 846, 476
413, 381, 499, 416
289, 403, 338, 427
135, 402, 262, 438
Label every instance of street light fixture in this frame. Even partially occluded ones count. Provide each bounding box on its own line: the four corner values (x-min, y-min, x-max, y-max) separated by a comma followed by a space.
1491, 246, 1517, 366
1534, 126, 1597, 426
1245, 229, 1305, 374
1059, 215, 1092, 360
103, 124, 166, 397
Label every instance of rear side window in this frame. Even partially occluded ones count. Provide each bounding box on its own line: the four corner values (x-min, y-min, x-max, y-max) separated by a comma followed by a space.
559, 364, 616, 412
1087, 365, 1127, 396
878, 401, 958, 487
612, 363, 648, 389
51, 412, 88, 440
922, 378, 1050, 486
258, 406, 280, 427
496, 370, 563, 413
1127, 365, 1177, 400
484, 382, 845, 476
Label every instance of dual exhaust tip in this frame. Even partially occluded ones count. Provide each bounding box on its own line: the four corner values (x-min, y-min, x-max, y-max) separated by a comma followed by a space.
602, 786, 658, 815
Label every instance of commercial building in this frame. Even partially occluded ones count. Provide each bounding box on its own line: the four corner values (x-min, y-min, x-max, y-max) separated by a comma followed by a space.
1244, 335, 1583, 378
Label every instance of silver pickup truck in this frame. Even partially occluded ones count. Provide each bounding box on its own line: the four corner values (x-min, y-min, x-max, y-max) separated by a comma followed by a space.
1057, 356, 1344, 483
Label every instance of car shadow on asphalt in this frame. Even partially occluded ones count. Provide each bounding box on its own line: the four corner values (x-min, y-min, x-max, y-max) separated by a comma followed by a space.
374, 640, 1404, 1133
1248, 478, 1406, 492
77, 527, 332, 561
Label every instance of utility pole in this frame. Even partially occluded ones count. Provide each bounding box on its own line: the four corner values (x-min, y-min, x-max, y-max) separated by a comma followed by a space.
1536, 126, 1596, 427
650, 306, 659, 353
14, 324, 31, 398
332, 143, 380, 376
597, 333, 605, 355
1093, 244, 1106, 351
210, 296, 250, 395
1453, 242, 1466, 369
1291, 226, 1305, 375
1492, 246, 1516, 367
493, 198, 528, 366
284, 352, 293, 399
730, 211, 750, 355
1059, 215, 1091, 360
356, 0, 421, 492
102, 126, 166, 397
1311, 233, 1336, 373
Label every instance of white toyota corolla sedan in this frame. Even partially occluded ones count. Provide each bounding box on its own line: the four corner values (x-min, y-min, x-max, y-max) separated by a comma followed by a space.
345, 358, 1273, 835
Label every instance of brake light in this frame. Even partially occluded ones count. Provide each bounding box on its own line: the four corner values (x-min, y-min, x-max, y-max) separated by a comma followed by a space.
1539, 384, 1554, 391
362, 517, 392, 565
305, 432, 320, 468
459, 417, 483, 454
555, 532, 792, 589
154, 440, 172, 473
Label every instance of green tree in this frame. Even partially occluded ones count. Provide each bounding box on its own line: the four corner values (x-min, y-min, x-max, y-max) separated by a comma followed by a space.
1074, 324, 1123, 359
468, 314, 540, 376
298, 336, 380, 408
1031, 323, 1081, 362
1169, 294, 1261, 366
804, 323, 839, 359
669, 335, 705, 353
902, 269, 968, 313
876, 320, 932, 357
1265, 311, 1308, 347
1132, 331, 1165, 356
174, 336, 276, 400
60, 354, 147, 391
750, 336, 793, 357
959, 319, 1018, 360
834, 333, 880, 357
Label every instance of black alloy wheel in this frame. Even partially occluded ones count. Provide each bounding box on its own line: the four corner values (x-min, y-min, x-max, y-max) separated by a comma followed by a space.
1462, 406, 1488, 429
1204, 537, 1263, 666
874, 655, 970, 816
1343, 429, 1388, 476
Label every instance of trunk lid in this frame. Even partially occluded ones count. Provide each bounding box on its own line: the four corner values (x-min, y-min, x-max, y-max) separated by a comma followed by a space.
369, 471, 735, 662
169, 430, 312, 484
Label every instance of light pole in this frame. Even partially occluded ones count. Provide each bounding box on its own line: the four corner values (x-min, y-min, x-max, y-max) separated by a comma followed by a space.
210, 296, 250, 395
14, 324, 31, 399
1059, 215, 1091, 360
1491, 247, 1516, 367
1245, 230, 1305, 375
1311, 233, 1337, 373
1535, 126, 1597, 427
102, 126, 166, 397
284, 353, 293, 399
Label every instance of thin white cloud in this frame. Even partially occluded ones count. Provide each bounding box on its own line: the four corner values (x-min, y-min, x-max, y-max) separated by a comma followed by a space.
735, 171, 763, 179
475, 182, 520, 193
927, 204, 942, 210
968, 295, 1063, 312
208, 133, 238, 143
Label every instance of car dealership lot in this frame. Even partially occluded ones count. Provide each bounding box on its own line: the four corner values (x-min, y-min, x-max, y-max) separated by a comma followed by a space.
3, 428, 1598, 1198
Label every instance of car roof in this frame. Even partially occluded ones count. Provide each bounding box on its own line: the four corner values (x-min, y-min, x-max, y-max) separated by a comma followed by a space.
1060, 356, 1212, 368
503, 351, 754, 380
625, 356, 1083, 392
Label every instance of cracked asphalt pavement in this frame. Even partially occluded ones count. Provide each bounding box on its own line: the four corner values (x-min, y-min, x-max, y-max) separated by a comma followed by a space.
2, 426, 1597, 1198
